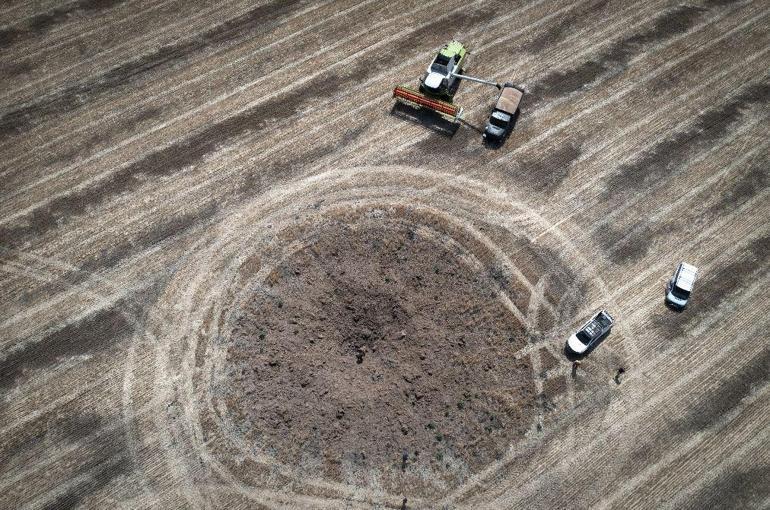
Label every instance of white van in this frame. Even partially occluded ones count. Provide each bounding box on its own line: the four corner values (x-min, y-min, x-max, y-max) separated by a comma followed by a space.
666, 262, 698, 309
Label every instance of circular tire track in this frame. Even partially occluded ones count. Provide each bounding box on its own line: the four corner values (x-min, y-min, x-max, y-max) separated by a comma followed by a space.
123, 166, 639, 506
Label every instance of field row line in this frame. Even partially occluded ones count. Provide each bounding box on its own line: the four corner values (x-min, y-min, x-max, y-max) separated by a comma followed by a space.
0, 0, 575, 253
0, 0, 175, 83
349, 1, 763, 207
0, 0, 469, 190
0, 0, 283, 102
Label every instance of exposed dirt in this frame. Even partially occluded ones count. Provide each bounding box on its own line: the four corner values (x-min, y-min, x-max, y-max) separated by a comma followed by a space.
221, 209, 538, 490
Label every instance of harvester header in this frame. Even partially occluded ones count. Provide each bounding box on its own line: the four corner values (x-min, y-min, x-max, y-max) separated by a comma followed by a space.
392, 41, 507, 125
393, 85, 463, 120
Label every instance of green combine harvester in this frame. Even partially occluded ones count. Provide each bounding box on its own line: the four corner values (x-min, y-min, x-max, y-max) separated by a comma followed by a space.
393, 41, 502, 122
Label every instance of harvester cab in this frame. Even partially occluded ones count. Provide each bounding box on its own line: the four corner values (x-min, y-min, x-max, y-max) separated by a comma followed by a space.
393, 41, 506, 124
419, 41, 467, 100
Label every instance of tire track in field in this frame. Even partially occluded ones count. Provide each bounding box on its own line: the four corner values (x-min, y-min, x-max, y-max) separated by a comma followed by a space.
0, 252, 160, 507
0, 0, 620, 312
4, 26, 744, 346
466, 280, 769, 507
0, 0, 728, 316
594, 104, 769, 265
436, 145, 764, 508
487, 1, 767, 168
576, 116, 767, 251
0, 0, 167, 72
2, 0, 768, 505
0, 0, 373, 175
30, 0, 640, 237
350, 0, 759, 184
363, 3, 768, 259
386, 0, 754, 170
495, 8, 769, 240
121, 166, 618, 505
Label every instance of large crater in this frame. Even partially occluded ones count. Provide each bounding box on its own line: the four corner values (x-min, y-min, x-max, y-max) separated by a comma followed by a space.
127, 168, 632, 505
218, 206, 546, 489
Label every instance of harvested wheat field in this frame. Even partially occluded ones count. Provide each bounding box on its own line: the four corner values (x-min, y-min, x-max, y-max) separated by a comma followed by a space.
0, 0, 768, 508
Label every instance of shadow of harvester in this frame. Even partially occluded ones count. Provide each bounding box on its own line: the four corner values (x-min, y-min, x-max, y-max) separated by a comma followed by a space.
389, 102, 460, 137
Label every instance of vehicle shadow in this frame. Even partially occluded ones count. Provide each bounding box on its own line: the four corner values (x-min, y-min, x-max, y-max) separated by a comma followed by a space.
459, 117, 484, 134
664, 297, 686, 313
389, 102, 459, 137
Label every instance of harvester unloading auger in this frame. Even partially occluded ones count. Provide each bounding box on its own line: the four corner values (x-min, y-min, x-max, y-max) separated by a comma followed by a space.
393, 41, 503, 122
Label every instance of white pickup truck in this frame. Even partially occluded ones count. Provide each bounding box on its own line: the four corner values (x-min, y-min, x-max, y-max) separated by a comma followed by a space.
567, 310, 614, 355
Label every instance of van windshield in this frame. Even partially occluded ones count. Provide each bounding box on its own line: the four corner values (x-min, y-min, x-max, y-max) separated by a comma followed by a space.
672, 286, 691, 300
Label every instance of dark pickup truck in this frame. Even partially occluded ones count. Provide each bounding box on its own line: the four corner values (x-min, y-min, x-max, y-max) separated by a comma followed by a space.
483, 83, 523, 143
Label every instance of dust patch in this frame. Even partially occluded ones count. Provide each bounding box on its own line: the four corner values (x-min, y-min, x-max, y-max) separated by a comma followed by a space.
598, 223, 674, 265
391, 6, 497, 59
0, 300, 133, 391
47, 106, 162, 167
674, 348, 770, 434
708, 164, 769, 215
241, 124, 370, 196
685, 465, 770, 510
1, 412, 101, 469
597, 158, 768, 265
0, 72, 353, 250
38, 413, 133, 510
0, 60, 34, 79
0, 408, 135, 509
508, 143, 582, 192
521, 0, 610, 54
79, 201, 218, 273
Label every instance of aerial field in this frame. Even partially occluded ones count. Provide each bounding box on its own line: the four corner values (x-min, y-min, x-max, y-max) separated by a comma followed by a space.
0, 0, 768, 508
